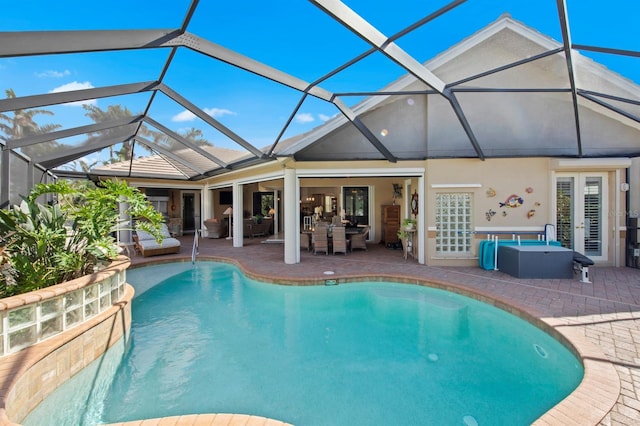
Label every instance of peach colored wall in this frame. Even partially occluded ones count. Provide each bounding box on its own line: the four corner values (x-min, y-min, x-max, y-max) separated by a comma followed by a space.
424, 158, 550, 266
426, 157, 552, 228
424, 158, 628, 266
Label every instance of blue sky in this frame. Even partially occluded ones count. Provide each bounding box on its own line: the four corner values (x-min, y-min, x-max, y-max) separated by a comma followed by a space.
1, 0, 638, 162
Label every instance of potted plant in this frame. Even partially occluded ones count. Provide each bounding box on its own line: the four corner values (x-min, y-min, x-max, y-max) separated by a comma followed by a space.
0, 179, 164, 297
397, 218, 417, 250
402, 218, 416, 231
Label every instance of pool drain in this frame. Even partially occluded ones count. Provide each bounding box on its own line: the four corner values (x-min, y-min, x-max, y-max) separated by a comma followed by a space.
428, 353, 438, 362
534, 343, 548, 358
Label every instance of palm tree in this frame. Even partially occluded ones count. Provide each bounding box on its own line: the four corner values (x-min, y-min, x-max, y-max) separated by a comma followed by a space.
149, 126, 211, 151
83, 104, 212, 165
180, 127, 209, 146
61, 158, 100, 173
83, 104, 137, 163
0, 88, 62, 157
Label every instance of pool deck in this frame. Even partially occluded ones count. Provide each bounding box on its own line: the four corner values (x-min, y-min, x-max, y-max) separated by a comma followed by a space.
122, 235, 640, 426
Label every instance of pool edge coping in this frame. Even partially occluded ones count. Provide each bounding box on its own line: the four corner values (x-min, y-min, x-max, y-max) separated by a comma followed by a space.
126, 255, 620, 426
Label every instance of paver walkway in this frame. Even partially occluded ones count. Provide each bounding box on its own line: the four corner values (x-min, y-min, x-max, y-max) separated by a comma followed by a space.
129, 235, 640, 425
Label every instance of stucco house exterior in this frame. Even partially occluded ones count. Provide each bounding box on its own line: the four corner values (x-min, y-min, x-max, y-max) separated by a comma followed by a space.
110, 16, 639, 268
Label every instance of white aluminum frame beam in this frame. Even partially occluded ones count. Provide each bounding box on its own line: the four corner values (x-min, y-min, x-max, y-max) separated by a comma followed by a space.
6, 115, 145, 149
556, 0, 583, 156
135, 136, 208, 176
0, 29, 182, 57
311, 0, 485, 160
158, 84, 264, 158
34, 133, 136, 166
0, 82, 159, 112
142, 116, 228, 169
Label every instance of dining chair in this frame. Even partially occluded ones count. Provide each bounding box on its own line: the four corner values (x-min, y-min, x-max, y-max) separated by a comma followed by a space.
350, 225, 369, 251
312, 227, 329, 255
300, 232, 311, 252
332, 225, 349, 255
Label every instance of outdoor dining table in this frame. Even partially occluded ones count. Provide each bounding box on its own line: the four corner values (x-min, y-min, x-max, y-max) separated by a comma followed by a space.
302, 225, 364, 238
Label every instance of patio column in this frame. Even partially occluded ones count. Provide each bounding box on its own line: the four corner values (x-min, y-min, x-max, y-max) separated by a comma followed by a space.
202, 186, 213, 237
232, 182, 243, 247
284, 168, 298, 264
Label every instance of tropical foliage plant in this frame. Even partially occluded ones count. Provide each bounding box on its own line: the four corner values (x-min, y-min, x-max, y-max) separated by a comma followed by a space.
0, 179, 164, 297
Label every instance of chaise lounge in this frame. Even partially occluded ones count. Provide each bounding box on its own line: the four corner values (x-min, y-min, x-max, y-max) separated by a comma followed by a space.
134, 223, 181, 257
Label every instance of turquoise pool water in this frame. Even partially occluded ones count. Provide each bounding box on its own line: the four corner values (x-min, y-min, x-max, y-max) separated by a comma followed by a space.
24, 261, 583, 425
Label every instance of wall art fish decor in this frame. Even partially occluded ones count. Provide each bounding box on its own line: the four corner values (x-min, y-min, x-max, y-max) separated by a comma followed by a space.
499, 194, 524, 208
485, 209, 496, 221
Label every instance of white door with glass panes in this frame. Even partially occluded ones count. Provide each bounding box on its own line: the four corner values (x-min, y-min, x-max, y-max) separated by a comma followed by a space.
555, 173, 608, 261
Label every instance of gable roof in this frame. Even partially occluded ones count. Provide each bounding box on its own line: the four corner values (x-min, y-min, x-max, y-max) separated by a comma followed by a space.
276, 15, 640, 162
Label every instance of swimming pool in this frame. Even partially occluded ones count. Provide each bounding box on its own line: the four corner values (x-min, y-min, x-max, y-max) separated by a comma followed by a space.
24, 261, 583, 425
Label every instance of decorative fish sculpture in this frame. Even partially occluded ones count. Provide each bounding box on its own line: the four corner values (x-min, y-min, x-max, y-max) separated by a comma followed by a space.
499, 194, 524, 208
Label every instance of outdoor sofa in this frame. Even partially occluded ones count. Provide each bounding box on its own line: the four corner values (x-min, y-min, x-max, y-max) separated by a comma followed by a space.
243, 217, 273, 238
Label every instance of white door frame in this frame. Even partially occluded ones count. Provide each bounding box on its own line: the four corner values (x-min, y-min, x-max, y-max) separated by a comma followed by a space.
554, 172, 609, 262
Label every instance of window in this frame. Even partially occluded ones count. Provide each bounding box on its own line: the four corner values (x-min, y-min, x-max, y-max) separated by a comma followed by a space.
435, 193, 472, 254
252, 192, 274, 217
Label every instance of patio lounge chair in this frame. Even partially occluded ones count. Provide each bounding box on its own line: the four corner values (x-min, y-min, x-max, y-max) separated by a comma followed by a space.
134, 223, 181, 257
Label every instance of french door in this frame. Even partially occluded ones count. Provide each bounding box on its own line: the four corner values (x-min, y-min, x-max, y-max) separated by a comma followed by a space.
342, 186, 369, 226
555, 173, 608, 261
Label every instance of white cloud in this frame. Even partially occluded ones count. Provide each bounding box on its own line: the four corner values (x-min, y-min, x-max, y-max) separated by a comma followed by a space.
49, 81, 96, 107
204, 107, 236, 118
35, 69, 71, 78
172, 110, 196, 122
172, 107, 237, 122
295, 113, 314, 124
319, 113, 332, 122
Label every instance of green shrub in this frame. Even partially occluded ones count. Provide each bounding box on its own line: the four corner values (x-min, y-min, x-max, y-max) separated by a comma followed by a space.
0, 179, 163, 297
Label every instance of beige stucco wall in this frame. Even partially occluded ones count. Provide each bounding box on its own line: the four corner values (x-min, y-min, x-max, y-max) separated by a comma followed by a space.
631, 158, 640, 219
424, 158, 551, 266
427, 157, 552, 227
425, 157, 628, 266
127, 155, 630, 267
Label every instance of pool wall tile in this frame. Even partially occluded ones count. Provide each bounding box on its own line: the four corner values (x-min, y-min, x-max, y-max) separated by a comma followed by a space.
0, 258, 133, 425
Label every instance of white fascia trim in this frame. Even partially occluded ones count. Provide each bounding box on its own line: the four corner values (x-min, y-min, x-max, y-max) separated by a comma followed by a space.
431, 183, 482, 188
551, 158, 632, 170
427, 16, 561, 72
206, 170, 285, 189
130, 181, 203, 190
296, 167, 425, 178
